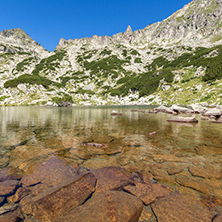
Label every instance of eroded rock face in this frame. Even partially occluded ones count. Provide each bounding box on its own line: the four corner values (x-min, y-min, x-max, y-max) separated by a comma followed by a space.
55, 191, 143, 222
22, 172, 97, 221
152, 193, 213, 222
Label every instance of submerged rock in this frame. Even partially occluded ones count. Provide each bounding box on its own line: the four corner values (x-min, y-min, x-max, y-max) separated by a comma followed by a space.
7, 187, 31, 203
213, 212, 222, 222
0, 207, 24, 222
176, 175, 210, 194
91, 166, 131, 195
22, 172, 97, 221
0, 180, 20, 196
55, 191, 143, 222
152, 193, 212, 222
21, 156, 78, 187
189, 165, 222, 179
124, 181, 172, 205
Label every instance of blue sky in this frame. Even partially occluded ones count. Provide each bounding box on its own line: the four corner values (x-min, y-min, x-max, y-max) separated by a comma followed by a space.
1, 0, 191, 51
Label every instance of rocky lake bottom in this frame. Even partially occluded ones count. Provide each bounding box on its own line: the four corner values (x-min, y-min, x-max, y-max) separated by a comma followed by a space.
0, 106, 222, 221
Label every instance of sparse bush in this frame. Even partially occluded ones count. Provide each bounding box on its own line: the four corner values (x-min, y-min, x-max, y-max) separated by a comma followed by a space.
4, 74, 54, 88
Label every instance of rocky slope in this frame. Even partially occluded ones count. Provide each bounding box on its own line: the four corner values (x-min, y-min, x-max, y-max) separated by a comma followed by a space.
1, 0, 222, 106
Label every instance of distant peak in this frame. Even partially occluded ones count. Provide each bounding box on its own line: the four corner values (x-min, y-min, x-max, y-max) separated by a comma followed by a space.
0, 28, 31, 39
124, 25, 133, 35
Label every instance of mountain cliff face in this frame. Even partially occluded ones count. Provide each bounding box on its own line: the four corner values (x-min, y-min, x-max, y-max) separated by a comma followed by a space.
1, 0, 222, 106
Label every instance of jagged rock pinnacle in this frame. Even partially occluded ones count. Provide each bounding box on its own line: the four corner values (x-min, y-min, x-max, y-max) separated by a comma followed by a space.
123, 25, 133, 43
124, 25, 133, 36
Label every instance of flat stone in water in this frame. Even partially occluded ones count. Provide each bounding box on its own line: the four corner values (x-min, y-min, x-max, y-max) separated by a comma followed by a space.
189, 165, 222, 179
91, 166, 131, 195
21, 156, 78, 187
55, 191, 143, 222
0, 207, 24, 222
152, 193, 213, 222
176, 175, 210, 194
22, 172, 97, 221
214, 212, 222, 222
0, 203, 18, 215
0, 180, 20, 196
7, 187, 31, 203
82, 156, 119, 169
124, 181, 172, 205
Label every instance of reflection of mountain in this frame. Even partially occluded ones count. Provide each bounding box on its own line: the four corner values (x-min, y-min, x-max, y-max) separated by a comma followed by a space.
0, 107, 221, 156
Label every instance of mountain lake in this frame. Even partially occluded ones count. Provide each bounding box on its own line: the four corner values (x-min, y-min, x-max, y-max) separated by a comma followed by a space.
0, 105, 222, 220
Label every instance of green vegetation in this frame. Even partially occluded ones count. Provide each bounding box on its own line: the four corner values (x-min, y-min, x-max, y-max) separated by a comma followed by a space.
75, 89, 95, 95
100, 48, 112, 56
52, 94, 73, 104
4, 74, 56, 88
0, 96, 6, 101
134, 58, 142, 63
83, 55, 129, 78
32, 50, 66, 75
60, 71, 85, 87
122, 49, 127, 57
16, 57, 36, 72
130, 49, 140, 56
111, 68, 174, 97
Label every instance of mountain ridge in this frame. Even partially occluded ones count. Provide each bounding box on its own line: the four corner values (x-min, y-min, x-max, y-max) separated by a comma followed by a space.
1, 0, 222, 106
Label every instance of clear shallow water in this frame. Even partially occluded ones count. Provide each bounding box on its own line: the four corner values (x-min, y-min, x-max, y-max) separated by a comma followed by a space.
0, 106, 222, 200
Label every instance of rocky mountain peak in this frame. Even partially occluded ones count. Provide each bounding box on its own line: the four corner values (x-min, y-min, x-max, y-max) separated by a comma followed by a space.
124, 25, 133, 35
0, 28, 32, 40
142, 0, 222, 47
1, 0, 222, 107
123, 25, 133, 43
